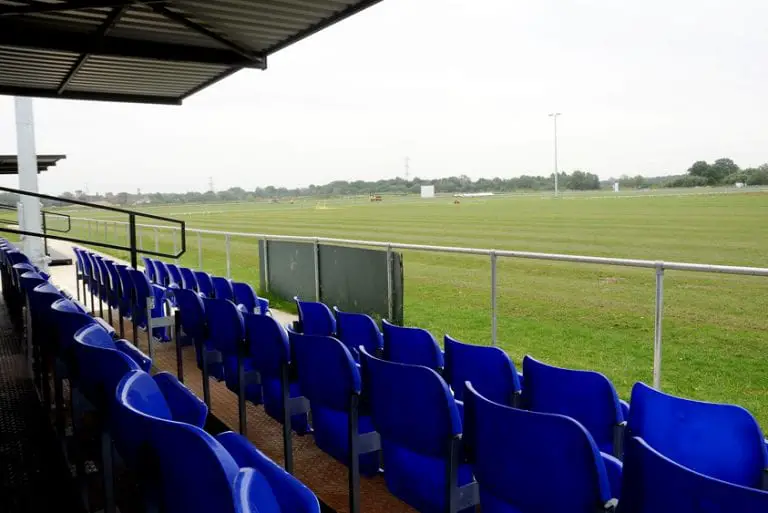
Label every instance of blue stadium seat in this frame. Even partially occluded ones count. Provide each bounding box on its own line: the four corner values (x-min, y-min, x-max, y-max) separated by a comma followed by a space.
381, 319, 444, 371
359, 347, 474, 513
463, 382, 619, 513
129, 268, 171, 345
115, 264, 135, 327
291, 332, 380, 511
103, 259, 122, 325
620, 436, 768, 513
195, 271, 215, 298
153, 259, 172, 287
522, 356, 626, 458
218, 433, 321, 513
244, 313, 311, 472
142, 256, 157, 283
444, 335, 521, 407
212, 276, 235, 302
179, 266, 199, 291
294, 296, 336, 336
203, 297, 261, 432
626, 382, 768, 489
232, 281, 269, 315
166, 263, 184, 288
333, 308, 383, 361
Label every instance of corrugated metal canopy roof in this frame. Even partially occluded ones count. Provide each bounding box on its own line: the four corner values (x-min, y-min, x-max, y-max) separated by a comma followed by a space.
0, 155, 66, 174
0, 0, 384, 104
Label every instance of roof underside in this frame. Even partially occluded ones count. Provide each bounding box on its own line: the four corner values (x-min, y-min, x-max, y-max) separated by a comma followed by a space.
0, 154, 66, 174
0, 0, 383, 105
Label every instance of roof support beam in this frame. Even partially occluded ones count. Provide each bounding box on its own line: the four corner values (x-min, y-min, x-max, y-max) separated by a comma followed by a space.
0, 21, 266, 68
0, 85, 181, 105
57, 5, 128, 94
0, 1, 163, 16
146, 3, 259, 63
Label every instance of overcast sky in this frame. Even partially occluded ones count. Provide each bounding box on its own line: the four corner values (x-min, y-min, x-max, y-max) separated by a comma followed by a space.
1, 0, 767, 194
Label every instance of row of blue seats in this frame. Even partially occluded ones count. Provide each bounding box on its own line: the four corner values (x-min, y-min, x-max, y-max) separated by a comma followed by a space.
71, 250, 768, 512
1, 241, 320, 513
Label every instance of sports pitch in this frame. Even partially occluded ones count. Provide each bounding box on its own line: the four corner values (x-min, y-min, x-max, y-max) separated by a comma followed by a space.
67, 190, 768, 427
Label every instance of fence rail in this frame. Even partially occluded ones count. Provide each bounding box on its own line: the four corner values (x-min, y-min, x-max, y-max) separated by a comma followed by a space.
69, 215, 768, 390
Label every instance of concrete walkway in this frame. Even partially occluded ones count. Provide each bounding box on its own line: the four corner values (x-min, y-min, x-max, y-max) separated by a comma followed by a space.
45, 239, 298, 326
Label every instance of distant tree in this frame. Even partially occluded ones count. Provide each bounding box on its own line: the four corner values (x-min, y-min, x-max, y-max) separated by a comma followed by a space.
567, 170, 600, 190
115, 192, 129, 205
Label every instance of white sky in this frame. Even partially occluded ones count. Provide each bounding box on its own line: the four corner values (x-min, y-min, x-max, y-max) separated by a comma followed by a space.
1, 0, 767, 194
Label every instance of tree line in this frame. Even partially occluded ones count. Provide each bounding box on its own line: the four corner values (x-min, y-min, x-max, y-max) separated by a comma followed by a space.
0, 159, 763, 208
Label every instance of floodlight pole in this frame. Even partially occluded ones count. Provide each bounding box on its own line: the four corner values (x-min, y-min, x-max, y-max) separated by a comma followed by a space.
14, 97, 47, 271
548, 112, 561, 197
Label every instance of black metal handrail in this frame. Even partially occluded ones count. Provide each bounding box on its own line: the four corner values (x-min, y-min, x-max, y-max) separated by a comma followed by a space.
0, 186, 186, 268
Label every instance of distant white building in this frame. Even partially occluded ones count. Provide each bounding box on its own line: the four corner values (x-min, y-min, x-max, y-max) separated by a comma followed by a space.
421, 185, 435, 198
613, 182, 620, 192
735, 182, 745, 188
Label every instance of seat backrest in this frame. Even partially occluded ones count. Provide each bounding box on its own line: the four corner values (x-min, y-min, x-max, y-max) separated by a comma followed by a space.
359, 347, 460, 458
114, 370, 240, 513
203, 297, 245, 355
195, 271, 215, 298
142, 257, 156, 283
291, 332, 360, 412
334, 308, 383, 359
165, 263, 183, 287
244, 312, 290, 378
232, 281, 259, 314
116, 264, 134, 305
294, 297, 336, 336
173, 288, 207, 340
522, 355, 623, 454
620, 436, 768, 513
212, 276, 235, 302
463, 382, 613, 513
444, 335, 521, 404
381, 319, 443, 370
103, 260, 122, 296
50, 298, 98, 352
179, 267, 199, 291
627, 382, 767, 488
73, 324, 139, 406
153, 260, 171, 287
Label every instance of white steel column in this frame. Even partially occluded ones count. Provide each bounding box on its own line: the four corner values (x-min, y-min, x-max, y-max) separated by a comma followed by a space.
14, 97, 47, 270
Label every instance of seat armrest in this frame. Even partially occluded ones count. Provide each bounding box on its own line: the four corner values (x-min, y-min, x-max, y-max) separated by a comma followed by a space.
600, 451, 623, 501
114, 339, 151, 372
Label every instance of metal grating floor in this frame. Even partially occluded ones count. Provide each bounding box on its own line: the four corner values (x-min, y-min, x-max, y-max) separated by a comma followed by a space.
0, 303, 85, 513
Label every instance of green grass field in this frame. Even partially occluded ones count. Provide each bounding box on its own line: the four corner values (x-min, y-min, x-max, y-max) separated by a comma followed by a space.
61, 190, 768, 428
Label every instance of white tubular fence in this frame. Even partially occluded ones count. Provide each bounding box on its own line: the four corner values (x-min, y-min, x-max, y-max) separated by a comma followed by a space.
73, 216, 768, 391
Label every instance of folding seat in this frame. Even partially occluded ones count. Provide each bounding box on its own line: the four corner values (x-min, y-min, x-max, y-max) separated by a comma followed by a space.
115, 264, 135, 337
73, 247, 87, 301
94, 255, 112, 318
463, 382, 620, 513
128, 268, 172, 351
444, 336, 521, 409
291, 332, 380, 513
203, 297, 262, 433
381, 319, 443, 371
232, 281, 269, 315
165, 263, 184, 289
620, 435, 768, 513
78, 250, 96, 311
103, 259, 122, 326
626, 382, 768, 489
153, 259, 172, 287
114, 370, 320, 513
142, 256, 157, 284
294, 296, 335, 336
333, 308, 383, 361
179, 266, 199, 291
244, 313, 311, 471
212, 276, 235, 302
83, 251, 100, 313
195, 270, 215, 298
522, 356, 626, 458
359, 347, 474, 513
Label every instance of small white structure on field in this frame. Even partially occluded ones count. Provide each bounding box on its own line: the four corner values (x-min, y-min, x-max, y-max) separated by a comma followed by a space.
735, 182, 745, 188
613, 182, 620, 193
453, 192, 494, 198
421, 185, 435, 198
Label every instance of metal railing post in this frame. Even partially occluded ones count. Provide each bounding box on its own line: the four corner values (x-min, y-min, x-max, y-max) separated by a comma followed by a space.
128, 214, 138, 269
653, 263, 665, 389
314, 238, 320, 301
263, 238, 270, 293
386, 244, 393, 321
491, 251, 497, 346
197, 231, 203, 270
225, 234, 231, 278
